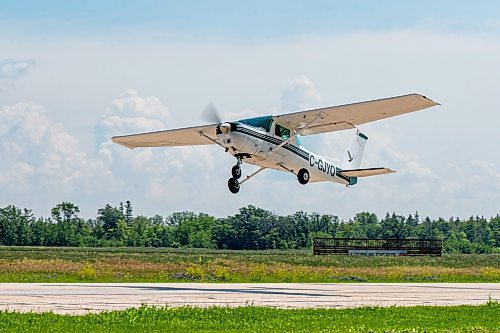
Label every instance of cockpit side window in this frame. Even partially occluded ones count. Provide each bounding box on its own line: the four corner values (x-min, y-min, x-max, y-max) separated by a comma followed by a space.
275, 124, 290, 140
239, 116, 273, 132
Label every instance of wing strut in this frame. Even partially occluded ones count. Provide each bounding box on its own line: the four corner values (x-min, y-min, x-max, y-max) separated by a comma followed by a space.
199, 131, 224, 148
239, 166, 267, 185
268, 113, 324, 156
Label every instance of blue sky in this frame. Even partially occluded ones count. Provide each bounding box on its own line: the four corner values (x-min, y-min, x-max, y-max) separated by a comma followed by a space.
2, 1, 499, 37
1, 1, 499, 219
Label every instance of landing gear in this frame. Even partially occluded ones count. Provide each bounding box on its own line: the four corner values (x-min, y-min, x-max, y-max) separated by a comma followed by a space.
297, 168, 310, 185
231, 165, 242, 179
228, 158, 242, 194
228, 177, 240, 194
227, 157, 267, 194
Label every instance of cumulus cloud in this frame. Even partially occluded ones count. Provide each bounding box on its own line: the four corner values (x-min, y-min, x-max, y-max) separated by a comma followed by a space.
96, 89, 170, 143
0, 90, 219, 209
95, 89, 217, 201
281, 73, 500, 218
0, 59, 36, 79
281, 75, 323, 111
1, 80, 498, 219
2, 25, 500, 219
0, 102, 112, 194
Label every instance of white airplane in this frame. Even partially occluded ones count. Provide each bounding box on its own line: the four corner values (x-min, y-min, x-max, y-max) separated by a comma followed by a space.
112, 93, 438, 194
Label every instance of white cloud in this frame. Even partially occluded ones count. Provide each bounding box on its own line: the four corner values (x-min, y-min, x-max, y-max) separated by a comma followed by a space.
1, 28, 499, 219
0, 59, 36, 79
109, 89, 170, 119
0, 102, 111, 194
223, 109, 263, 121
95, 89, 218, 204
281, 75, 322, 111
96, 89, 170, 143
1, 82, 499, 220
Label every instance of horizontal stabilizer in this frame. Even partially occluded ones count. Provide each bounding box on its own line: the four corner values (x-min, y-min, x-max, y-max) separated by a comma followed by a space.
338, 167, 396, 178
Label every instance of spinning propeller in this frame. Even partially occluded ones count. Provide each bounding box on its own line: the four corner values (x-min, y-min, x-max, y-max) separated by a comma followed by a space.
201, 102, 223, 124
201, 103, 231, 134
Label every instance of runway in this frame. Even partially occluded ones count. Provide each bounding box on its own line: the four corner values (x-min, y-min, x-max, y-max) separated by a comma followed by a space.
0, 283, 498, 314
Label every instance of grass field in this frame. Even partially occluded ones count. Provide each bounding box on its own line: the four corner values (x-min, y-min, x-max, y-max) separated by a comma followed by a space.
0, 246, 498, 283
0, 303, 498, 333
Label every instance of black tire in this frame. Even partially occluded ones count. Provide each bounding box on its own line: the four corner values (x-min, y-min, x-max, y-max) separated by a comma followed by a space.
297, 168, 310, 185
231, 165, 242, 179
228, 177, 240, 194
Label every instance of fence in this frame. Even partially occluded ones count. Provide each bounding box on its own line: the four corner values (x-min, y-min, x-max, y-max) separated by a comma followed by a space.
313, 238, 442, 256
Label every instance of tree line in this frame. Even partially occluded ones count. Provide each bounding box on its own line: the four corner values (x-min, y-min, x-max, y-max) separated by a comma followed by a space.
0, 202, 498, 253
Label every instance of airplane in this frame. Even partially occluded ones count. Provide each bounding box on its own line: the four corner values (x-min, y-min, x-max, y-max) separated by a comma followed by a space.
112, 93, 439, 194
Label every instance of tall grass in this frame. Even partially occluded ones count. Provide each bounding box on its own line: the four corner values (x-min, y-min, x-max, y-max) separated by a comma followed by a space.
0, 247, 498, 283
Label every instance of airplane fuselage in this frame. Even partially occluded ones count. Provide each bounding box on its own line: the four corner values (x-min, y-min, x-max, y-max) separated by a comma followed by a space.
217, 122, 355, 186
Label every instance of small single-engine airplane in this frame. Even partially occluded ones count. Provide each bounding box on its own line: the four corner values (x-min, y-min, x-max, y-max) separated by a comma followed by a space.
112, 93, 438, 194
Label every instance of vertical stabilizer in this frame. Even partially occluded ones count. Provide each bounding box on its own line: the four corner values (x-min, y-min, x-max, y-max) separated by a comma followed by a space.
341, 130, 367, 170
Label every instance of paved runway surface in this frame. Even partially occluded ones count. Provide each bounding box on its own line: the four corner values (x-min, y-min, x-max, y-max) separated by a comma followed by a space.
0, 283, 498, 314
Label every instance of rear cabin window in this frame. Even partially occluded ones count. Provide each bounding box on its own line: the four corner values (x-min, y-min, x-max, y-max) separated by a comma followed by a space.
239, 116, 273, 132
275, 124, 290, 140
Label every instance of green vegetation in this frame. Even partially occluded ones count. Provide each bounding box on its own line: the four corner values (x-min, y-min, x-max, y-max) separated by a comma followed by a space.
0, 247, 498, 282
1, 203, 499, 253
0, 303, 498, 333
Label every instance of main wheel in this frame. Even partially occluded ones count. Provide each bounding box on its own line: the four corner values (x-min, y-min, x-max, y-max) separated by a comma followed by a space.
297, 168, 310, 185
228, 177, 240, 194
231, 165, 242, 179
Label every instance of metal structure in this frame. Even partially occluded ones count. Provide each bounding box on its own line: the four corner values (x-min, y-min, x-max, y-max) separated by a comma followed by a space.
313, 238, 442, 256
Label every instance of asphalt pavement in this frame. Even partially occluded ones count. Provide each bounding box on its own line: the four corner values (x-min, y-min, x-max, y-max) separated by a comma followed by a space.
0, 283, 498, 314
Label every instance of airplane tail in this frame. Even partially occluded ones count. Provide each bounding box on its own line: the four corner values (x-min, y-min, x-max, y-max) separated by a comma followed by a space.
341, 130, 367, 170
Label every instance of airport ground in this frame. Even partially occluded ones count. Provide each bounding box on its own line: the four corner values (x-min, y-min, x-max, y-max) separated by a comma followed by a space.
0, 247, 498, 332
0, 246, 498, 283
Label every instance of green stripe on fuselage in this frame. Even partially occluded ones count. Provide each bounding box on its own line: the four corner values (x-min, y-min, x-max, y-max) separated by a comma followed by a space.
235, 126, 310, 161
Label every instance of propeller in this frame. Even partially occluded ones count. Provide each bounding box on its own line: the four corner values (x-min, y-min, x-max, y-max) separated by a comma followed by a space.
201, 102, 232, 134
201, 102, 223, 124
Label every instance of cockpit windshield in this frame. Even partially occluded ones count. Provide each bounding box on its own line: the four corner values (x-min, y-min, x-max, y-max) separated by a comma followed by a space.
239, 116, 273, 132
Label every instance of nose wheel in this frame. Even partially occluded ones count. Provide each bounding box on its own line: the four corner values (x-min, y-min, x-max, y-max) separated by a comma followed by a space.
228, 159, 242, 194
231, 165, 242, 179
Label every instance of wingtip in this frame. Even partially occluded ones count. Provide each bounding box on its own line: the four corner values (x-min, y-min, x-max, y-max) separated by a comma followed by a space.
416, 93, 440, 106
111, 136, 135, 149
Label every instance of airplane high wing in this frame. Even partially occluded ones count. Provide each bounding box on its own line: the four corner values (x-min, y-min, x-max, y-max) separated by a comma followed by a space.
273, 93, 439, 135
112, 124, 218, 149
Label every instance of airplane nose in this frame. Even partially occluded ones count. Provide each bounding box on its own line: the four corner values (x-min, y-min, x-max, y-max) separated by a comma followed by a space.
220, 122, 231, 134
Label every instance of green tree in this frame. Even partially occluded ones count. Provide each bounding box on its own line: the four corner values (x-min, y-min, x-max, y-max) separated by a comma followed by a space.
125, 200, 133, 226
0, 205, 34, 245
380, 213, 409, 239
96, 204, 127, 244
354, 212, 380, 238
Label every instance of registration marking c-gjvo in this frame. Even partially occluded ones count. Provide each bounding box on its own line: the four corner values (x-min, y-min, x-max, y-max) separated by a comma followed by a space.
309, 155, 336, 176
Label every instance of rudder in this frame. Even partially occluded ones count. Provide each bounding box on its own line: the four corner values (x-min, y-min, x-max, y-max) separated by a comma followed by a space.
341, 130, 367, 170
